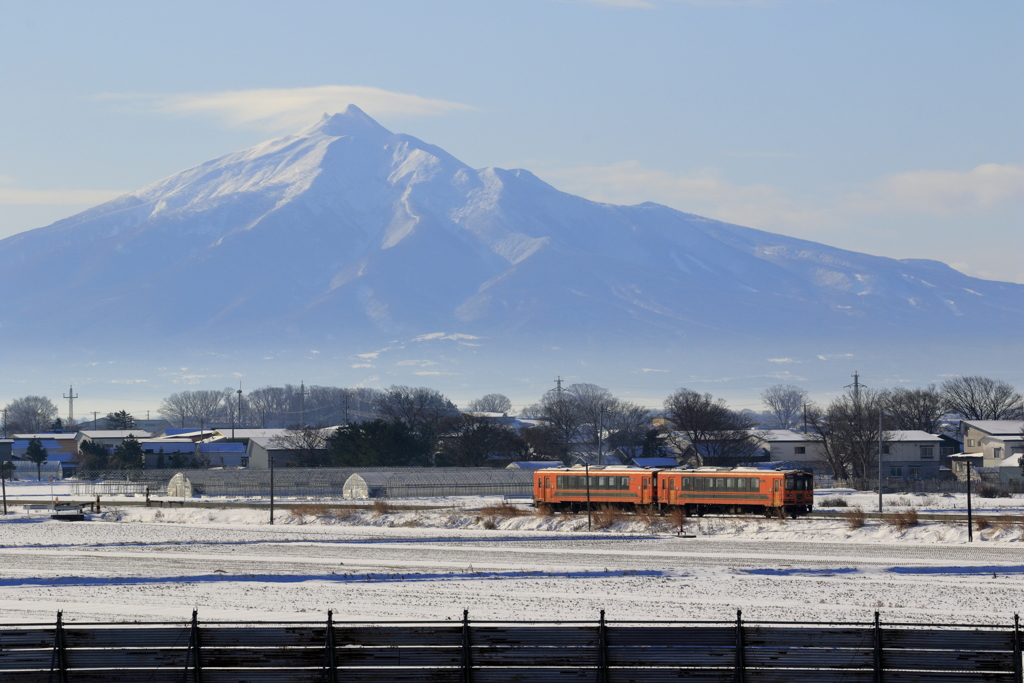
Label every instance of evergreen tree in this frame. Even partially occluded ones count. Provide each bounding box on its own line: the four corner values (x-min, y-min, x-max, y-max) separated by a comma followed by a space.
50, 417, 64, 432
327, 419, 431, 467
112, 435, 143, 469
78, 439, 111, 472
106, 410, 137, 430
24, 438, 48, 481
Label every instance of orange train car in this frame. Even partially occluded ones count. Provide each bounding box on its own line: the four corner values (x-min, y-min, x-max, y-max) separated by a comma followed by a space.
533, 466, 813, 518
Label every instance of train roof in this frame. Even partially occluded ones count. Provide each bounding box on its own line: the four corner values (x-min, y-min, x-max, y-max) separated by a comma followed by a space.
539, 465, 811, 474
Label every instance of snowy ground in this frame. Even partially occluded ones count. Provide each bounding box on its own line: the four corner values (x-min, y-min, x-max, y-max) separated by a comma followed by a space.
1, 487, 1022, 628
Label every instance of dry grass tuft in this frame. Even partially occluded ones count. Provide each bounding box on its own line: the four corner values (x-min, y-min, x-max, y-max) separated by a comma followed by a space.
991, 515, 1014, 531
668, 506, 688, 529
592, 505, 624, 530
974, 515, 990, 531
371, 499, 392, 516
535, 503, 555, 517
479, 503, 528, 518
819, 496, 848, 507
889, 508, 919, 532
481, 516, 499, 530
635, 505, 658, 525
844, 507, 867, 530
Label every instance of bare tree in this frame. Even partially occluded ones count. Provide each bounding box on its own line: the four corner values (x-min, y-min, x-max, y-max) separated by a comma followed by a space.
436, 414, 527, 467
3, 396, 59, 434
662, 388, 760, 466
882, 386, 945, 433
373, 386, 458, 444
941, 376, 1023, 420
158, 390, 228, 428
269, 425, 332, 467
760, 385, 808, 429
466, 394, 513, 414
604, 400, 653, 448
805, 388, 892, 482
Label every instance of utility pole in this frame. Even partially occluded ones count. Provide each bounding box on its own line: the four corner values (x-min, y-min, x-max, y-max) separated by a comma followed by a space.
298, 381, 307, 427
236, 383, 243, 435
597, 406, 607, 467
2, 408, 7, 437
802, 403, 809, 434
343, 391, 350, 425
269, 456, 275, 525
585, 462, 591, 531
92, 412, 98, 430
63, 385, 78, 427
554, 376, 563, 395
878, 408, 884, 513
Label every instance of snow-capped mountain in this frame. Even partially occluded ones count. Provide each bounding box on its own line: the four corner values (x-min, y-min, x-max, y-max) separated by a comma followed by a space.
0, 106, 1020, 396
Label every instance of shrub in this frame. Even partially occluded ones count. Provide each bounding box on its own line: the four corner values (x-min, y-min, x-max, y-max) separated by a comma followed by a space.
889, 508, 919, 532
976, 483, 1012, 498
481, 516, 499, 530
844, 507, 866, 530
592, 505, 623, 530
479, 503, 527, 518
291, 503, 332, 519
668, 506, 688, 529
820, 496, 849, 507
974, 515, 990, 531
535, 503, 554, 517
991, 515, 1014, 531
371, 499, 392, 516
635, 505, 658, 525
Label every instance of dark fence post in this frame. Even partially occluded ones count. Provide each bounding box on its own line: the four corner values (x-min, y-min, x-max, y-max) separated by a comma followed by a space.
734, 609, 745, 683
321, 609, 337, 683
48, 610, 68, 683
597, 609, 609, 683
873, 611, 884, 683
460, 609, 473, 683
183, 609, 202, 683
1014, 613, 1021, 683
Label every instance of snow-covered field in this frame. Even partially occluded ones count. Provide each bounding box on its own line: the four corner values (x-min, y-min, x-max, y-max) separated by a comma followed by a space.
1, 485, 1022, 628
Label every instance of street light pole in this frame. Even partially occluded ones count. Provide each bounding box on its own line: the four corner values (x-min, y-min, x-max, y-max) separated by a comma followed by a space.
2, 463, 8, 514
597, 406, 606, 467
269, 455, 275, 526
966, 461, 973, 543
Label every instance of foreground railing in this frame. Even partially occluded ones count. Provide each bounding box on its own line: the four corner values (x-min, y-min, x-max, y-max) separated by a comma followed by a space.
1, 610, 1021, 682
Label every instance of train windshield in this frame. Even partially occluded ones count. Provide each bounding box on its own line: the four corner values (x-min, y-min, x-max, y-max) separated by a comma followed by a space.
785, 474, 812, 490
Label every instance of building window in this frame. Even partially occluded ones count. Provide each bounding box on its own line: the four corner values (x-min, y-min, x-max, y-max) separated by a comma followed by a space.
794, 446, 806, 455
968, 439, 975, 447
909, 466, 921, 477
890, 466, 902, 477
920, 446, 934, 458
882, 445, 891, 455
993, 448, 1002, 460
940, 446, 955, 456
240, 457, 249, 467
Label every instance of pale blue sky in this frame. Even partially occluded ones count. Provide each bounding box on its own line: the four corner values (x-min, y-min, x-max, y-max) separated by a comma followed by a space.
1, 0, 1022, 281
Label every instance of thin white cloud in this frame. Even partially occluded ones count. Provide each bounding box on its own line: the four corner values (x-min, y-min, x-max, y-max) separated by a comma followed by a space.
0, 187, 126, 206
535, 160, 827, 231
842, 163, 1024, 216
99, 85, 475, 131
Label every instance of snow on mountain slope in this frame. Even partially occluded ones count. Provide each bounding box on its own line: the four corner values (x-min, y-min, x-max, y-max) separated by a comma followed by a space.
0, 106, 1020, 392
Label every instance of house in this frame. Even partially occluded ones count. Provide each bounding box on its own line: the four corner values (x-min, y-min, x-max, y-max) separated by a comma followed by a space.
997, 453, 1023, 485
960, 421, 1024, 458
76, 430, 153, 453
0, 438, 12, 461
748, 430, 826, 468
140, 439, 196, 468
13, 433, 79, 457
506, 461, 562, 470
881, 431, 945, 479
197, 442, 248, 468
246, 437, 307, 468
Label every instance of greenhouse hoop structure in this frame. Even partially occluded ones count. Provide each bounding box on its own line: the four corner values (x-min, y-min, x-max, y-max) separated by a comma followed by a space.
342, 469, 534, 499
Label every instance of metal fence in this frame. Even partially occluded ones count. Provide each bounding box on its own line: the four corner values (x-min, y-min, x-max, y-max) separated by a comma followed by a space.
822, 477, 1022, 495
2, 610, 1020, 683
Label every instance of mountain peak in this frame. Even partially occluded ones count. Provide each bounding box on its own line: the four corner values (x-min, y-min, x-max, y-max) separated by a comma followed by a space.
301, 105, 393, 138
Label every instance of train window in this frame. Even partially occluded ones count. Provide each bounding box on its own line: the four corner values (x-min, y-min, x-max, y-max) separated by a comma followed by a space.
661, 479, 666, 489
705, 478, 715, 491
785, 475, 795, 490
643, 479, 649, 489
545, 477, 550, 489
725, 478, 735, 490
682, 477, 691, 490
736, 478, 746, 492
716, 478, 725, 490
622, 477, 630, 489
668, 479, 675, 490
774, 480, 780, 492
694, 477, 704, 491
